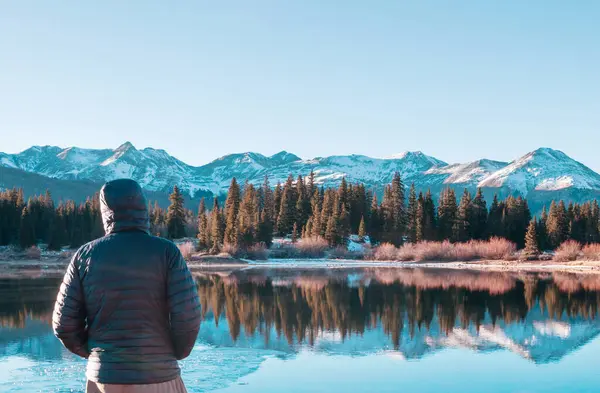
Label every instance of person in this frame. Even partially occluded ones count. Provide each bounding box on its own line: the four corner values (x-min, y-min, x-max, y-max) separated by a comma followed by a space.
52, 179, 201, 393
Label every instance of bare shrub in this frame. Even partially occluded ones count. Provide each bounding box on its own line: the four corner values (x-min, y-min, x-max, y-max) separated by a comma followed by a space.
245, 243, 269, 260
396, 243, 417, 261
295, 237, 328, 258
413, 241, 454, 261
25, 246, 41, 260
553, 240, 582, 262
220, 243, 239, 258
482, 237, 517, 260
373, 243, 399, 261
177, 241, 195, 261
582, 244, 600, 261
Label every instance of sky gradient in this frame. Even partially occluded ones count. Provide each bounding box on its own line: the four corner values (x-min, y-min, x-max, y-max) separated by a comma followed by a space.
1, 1, 599, 169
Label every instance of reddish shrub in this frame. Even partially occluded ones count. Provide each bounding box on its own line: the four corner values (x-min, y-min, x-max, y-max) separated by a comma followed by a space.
295, 237, 328, 258
553, 240, 582, 262
177, 241, 195, 261
245, 243, 269, 260
582, 244, 600, 261
373, 243, 399, 261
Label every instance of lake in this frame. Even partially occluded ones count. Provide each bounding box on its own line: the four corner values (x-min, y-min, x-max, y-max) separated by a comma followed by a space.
2, 266, 600, 392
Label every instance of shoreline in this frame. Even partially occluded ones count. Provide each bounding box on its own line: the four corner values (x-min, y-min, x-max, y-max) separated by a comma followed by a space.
2, 256, 600, 278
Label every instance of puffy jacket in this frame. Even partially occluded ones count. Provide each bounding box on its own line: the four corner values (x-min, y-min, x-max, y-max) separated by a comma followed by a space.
52, 179, 201, 384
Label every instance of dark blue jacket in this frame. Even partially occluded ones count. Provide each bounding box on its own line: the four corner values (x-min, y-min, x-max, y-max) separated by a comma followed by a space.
52, 179, 201, 384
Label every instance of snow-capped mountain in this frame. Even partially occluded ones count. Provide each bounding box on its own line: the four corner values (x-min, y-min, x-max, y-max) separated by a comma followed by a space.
2, 144, 600, 208
479, 148, 600, 194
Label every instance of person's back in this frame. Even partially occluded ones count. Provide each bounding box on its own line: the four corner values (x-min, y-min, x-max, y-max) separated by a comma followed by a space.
52, 179, 201, 391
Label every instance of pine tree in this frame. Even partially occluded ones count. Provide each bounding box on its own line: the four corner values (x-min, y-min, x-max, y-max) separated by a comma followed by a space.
273, 182, 282, 225
166, 185, 186, 239
210, 198, 224, 253
537, 206, 549, 251
456, 189, 473, 242
257, 176, 275, 246
382, 172, 406, 245
310, 188, 323, 238
487, 194, 504, 238
338, 203, 351, 241
471, 189, 488, 240
291, 222, 298, 243
547, 200, 569, 249
237, 183, 259, 249
368, 194, 381, 244
406, 183, 418, 243
325, 197, 342, 246
47, 208, 67, 251
224, 178, 241, 246
524, 219, 540, 258
437, 188, 458, 242
277, 175, 297, 236
197, 198, 209, 250
19, 206, 36, 249
358, 216, 367, 240
296, 175, 309, 229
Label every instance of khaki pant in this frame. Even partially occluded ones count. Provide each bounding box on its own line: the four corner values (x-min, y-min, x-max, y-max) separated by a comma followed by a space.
86, 376, 188, 393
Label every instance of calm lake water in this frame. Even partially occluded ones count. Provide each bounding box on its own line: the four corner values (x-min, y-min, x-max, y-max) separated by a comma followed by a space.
2, 266, 600, 392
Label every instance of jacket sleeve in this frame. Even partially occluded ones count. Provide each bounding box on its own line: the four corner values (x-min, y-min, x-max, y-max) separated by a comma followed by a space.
167, 246, 201, 360
52, 254, 90, 358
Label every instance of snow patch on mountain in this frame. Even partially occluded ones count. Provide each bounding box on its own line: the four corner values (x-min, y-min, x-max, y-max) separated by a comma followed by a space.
425, 159, 508, 185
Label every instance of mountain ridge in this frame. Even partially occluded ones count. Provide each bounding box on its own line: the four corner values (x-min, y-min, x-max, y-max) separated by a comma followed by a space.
2, 143, 600, 210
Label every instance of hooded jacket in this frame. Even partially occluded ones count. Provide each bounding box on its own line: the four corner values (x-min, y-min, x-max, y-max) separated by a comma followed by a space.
52, 179, 201, 384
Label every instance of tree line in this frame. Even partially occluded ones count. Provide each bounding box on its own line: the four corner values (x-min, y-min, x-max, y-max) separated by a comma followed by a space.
1, 171, 600, 253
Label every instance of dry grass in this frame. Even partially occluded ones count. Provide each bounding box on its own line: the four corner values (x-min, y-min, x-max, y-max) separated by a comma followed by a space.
582, 244, 600, 261
25, 246, 41, 260
371, 238, 517, 262
177, 241, 195, 261
553, 240, 582, 262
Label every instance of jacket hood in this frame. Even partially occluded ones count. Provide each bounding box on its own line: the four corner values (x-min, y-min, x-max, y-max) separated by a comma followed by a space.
100, 179, 150, 234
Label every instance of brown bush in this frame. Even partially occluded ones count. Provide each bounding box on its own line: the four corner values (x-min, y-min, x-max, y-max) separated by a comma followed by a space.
582, 244, 600, 261
373, 243, 399, 261
414, 241, 454, 261
25, 246, 41, 260
177, 241, 195, 261
220, 243, 239, 258
481, 237, 517, 260
370, 238, 517, 262
553, 240, 582, 262
396, 243, 417, 261
245, 243, 269, 260
295, 237, 328, 258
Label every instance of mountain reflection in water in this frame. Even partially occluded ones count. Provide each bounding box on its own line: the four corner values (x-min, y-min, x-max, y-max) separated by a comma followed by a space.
2, 268, 600, 365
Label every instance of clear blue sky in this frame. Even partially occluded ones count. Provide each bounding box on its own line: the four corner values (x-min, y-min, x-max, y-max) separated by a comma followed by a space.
1, 1, 599, 169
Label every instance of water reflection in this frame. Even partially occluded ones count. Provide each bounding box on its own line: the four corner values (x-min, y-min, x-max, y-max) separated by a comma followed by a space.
2, 269, 600, 365
194, 268, 600, 363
